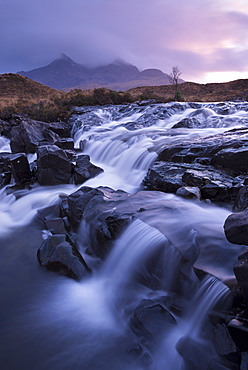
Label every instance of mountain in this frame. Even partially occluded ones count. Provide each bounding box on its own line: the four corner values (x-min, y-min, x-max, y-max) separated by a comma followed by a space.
17, 54, 174, 91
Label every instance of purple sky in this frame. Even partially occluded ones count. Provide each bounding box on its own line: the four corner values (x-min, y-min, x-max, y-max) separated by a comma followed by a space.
1, 0, 248, 83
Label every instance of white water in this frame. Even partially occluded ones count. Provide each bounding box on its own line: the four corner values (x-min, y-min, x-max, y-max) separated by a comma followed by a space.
0, 136, 11, 152
1, 101, 248, 369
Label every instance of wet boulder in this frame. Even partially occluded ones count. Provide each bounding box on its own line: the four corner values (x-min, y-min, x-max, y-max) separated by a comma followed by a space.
144, 162, 185, 193
10, 153, 32, 184
233, 248, 248, 305
0, 119, 13, 137
224, 209, 248, 245
0, 152, 31, 185
44, 121, 71, 138
176, 186, 201, 200
36, 145, 73, 185
10, 120, 45, 153
172, 117, 201, 129
130, 297, 177, 347
213, 323, 239, 358
176, 336, 213, 370
55, 138, 74, 150
0, 153, 12, 187
68, 186, 103, 230
232, 179, 248, 212
212, 146, 248, 175
10, 116, 71, 154
144, 161, 239, 202
73, 154, 103, 185
228, 316, 248, 352
37, 234, 91, 280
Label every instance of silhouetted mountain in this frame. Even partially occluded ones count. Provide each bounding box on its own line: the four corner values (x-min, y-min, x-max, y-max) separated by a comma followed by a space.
17, 54, 175, 91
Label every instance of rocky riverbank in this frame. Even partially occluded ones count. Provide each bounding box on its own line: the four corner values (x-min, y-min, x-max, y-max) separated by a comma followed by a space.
1, 102, 248, 369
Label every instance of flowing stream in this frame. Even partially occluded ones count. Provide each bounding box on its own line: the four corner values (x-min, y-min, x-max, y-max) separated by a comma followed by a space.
1, 101, 248, 369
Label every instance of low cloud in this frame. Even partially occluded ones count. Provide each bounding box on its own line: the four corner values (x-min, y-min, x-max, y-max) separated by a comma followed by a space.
1, 0, 247, 82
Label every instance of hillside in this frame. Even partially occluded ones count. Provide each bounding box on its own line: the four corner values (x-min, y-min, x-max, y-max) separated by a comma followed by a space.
17, 54, 173, 91
0, 73, 64, 109
1, 72, 248, 122
127, 79, 248, 102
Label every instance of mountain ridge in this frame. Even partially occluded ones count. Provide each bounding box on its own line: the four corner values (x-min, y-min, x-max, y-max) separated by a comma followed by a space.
17, 54, 174, 91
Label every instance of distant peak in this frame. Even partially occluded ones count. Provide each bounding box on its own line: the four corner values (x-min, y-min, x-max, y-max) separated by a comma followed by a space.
57, 53, 74, 61
112, 58, 134, 66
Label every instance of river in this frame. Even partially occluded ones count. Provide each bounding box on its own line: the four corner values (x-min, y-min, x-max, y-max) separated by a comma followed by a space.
0, 100, 247, 369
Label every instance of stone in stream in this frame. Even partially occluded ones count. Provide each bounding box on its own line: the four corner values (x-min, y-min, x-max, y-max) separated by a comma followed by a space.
176, 186, 201, 200
232, 178, 248, 212
224, 209, 248, 246
9, 115, 71, 154
0, 152, 31, 186
212, 147, 248, 175
36, 144, 73, 185
37, 234, 91, 280
130, 296, 177, 348
10, 153, 32, 184
144, 161, 239, 202
68, 186, 103, 230
73, 154, 103, 185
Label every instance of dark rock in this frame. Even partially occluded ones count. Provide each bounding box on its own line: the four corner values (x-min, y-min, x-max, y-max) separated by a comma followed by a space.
233, 180, 248, 212
224, 209, 248, 245
0, 152, 31, 185
172, 117, 201, 129
182, 169, 237, 201
233, 249, 248, 304
45, 217, 67, 234
144, 161, 239, 202
212, 147, 248, 175
208, 356, 240, 370
0, 153, 11, 187
0, 119, 13, 137
74, 154, 103, 185
176, 336, 213, 370
44, 121, 71, 138
37, 234, 91, 280
55, 138, 74, 150
36, 145, 73, 185
228, 317, 248, 352
176, 186, 201, 200
214, 323, 238, 356
10, 153, 32, 184
144, 162, 185, 193
9, 116, 71, 154
156, 127, 248, 179
130, 297, 176, 346
42, 128, 61, 143
241, 352, 248, 370
68, 186, 102, 230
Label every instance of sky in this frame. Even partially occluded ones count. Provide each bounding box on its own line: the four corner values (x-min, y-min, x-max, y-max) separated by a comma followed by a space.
1, 0, 248, 83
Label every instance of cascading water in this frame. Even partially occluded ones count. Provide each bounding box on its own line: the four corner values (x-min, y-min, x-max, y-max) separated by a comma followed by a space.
1, 100, 248, 369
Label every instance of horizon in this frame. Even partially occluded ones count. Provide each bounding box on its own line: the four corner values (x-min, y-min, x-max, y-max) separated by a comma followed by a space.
1, 0, 248, 84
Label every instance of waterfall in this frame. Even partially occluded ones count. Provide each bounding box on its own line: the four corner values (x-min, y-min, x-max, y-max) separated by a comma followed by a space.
1, 100, 248, 370
154, 275, 231, 370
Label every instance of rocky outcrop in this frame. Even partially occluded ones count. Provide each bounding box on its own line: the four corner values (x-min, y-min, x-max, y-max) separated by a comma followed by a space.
0, 115, 105, 189
37, 234, 91, 280
74, 155, 103, 185
0, 152, 31, 186
145, 128, 248, 203
36, 145, 73, 185
224, 210, 248, 246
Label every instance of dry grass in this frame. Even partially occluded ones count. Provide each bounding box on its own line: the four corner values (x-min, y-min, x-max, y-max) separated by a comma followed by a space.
1, 73, 248, 122
127, 79, 248, 102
